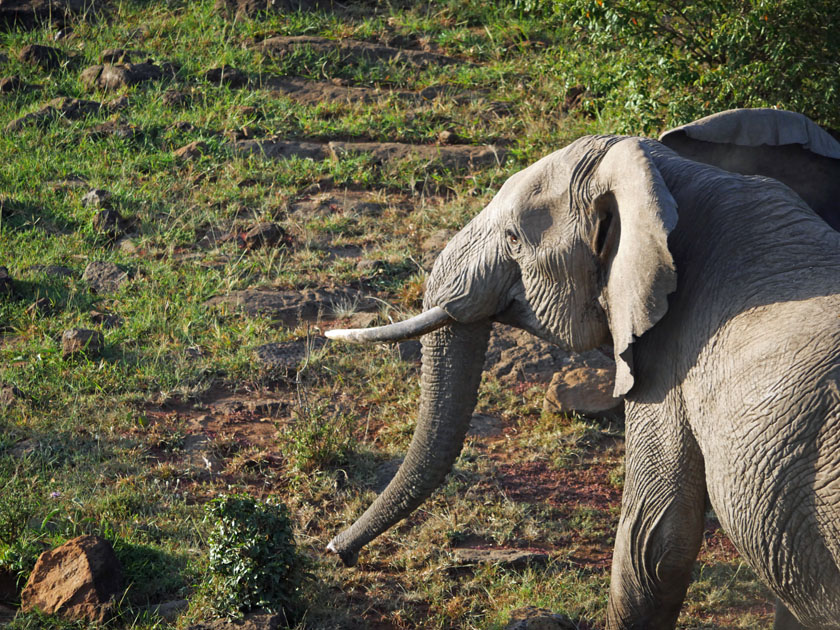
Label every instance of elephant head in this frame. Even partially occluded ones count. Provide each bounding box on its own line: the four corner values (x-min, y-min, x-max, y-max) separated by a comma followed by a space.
325, 136, 679, 566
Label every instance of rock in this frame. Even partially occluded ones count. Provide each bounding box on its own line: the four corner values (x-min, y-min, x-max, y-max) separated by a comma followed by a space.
253, 337, 325, 373
87, 120, 141, 140
468, 413, 503, 438
26, 264, 76, 278
420, 228, 456, 270
162, 89, 189, 107
80, 62, 169, 90
174, 140, 209, 160
205, 287, 376, 326
243, 222, 287, 249
26, 297, 53, 316
232, 139, 328, 161
0, 383, 23, 407
20, 535, 124, 623
100, 48, 147, 64
18, 43, 65, 69
89, 310, 122, 328
91, 208, 128, 237
82, 261, 128, 294
451, 548, 549, 570
146, 598, 187, 622
437, 129, 460, 145
187, 611, 285, 629
204, 65, 247, 87
328, 141, 504, 171
256, 36, 462, 69
82, 188, 111, 208
5, 97, 102, 132
61, 328, 103, 358
0, 0, 95, 30
0, 266, 13, 295
397, 339, 421, 362
543, 364, 624, 419
0, 75, 31, 92
484, 324, 571, 384
504, 606, 577, 630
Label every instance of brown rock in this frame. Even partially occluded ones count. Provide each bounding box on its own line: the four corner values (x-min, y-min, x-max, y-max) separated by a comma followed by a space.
61, 328, 103, 358
451, 548, 549, 570
504, 606, 577, 630
243, 222, 287, 249
82, 261, 128, 294
256, 35, 462, 69
20, 535, 124, 622
18, 43, 64, 69
204, 65, 247, 87
80, 62, 168, 90
174, 140, 209, 160
543, 363, 624, 419
0, 266, 13, 295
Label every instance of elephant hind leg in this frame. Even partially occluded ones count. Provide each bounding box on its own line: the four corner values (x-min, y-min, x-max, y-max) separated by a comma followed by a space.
775, 599, 808, 630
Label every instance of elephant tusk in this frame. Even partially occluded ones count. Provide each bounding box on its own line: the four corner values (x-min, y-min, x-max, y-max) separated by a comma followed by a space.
325, 306, 453, 343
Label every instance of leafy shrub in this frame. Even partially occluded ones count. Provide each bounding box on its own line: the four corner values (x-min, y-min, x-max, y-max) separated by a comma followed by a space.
533, 0, 840, 132
204, 495, 306, 622
284, 401, 358, 472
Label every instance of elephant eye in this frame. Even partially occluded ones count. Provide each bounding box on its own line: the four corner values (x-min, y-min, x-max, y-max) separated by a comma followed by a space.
506, 230, 519, 246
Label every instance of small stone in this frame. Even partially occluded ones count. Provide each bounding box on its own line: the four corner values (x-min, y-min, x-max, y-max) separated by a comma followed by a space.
61, 328, 104, 358
204, 66, 247, 88
504, 606, 578, 630
26, 297, 53, 316
89, 311, 122, 329
0, 383, 23, 407
0, 266, 13, 295
21, 535, 124, 623
82, 261, 129, 294
0, 75, 28, 93
82, 188, 112, 208
174, 140, 209, 160
543, 364, 624, 419
18, 44, 64, 70
437, 129, 459, 145
397, 339, 421, 362
91, 208, 126, 237
243, 222, 287, 249
451, 548, 548, 570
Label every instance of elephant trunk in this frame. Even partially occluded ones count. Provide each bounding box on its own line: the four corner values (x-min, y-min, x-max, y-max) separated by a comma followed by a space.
327, 319, 491, 566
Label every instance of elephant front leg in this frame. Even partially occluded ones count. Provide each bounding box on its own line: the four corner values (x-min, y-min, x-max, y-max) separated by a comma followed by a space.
606, 406, 707, 630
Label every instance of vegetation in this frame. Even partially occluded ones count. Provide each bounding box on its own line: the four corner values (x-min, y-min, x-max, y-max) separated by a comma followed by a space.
2, 0, 827, 626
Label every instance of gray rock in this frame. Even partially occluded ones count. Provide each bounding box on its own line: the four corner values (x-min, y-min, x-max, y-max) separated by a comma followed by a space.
61, 328, 103, 358
0, 266, 12, 295
243, 222, 287, 249
80, 62, 170, 90
484, 324, 571, 384
253, 337, 325, 372
205, 287, 375, 326
204, 65, 248, 87
82, 261, 128, 294
451, 548, 549, 570
504, 606, 578, 630
543, 363, 624, 419
18, 43, 65, 69
82, 188, 111, 208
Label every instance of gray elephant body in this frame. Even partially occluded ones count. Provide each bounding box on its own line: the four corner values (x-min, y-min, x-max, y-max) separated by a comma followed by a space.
327, 129, 840, 628
615, 143, 840, 628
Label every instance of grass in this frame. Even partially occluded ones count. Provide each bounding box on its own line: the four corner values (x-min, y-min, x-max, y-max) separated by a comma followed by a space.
0, 0, 774, 627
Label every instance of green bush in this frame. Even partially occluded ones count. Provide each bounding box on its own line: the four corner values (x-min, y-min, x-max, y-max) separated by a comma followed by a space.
204, 495, 306, 623
536, 0, 840, 132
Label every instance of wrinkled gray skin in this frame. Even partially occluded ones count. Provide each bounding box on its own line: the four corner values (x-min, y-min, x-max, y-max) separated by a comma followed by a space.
327, 129, 840, 628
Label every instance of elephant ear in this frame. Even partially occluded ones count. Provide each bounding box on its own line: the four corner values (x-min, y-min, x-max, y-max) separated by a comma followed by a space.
593, 138, 678, 397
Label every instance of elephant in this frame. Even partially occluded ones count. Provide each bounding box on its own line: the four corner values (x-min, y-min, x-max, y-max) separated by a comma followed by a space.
324, 121, 840, 627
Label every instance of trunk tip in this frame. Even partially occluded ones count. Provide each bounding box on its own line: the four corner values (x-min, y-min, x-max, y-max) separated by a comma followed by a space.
327, 538, 360, 567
